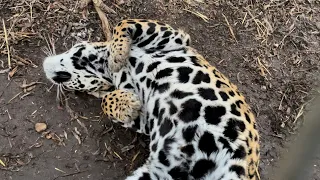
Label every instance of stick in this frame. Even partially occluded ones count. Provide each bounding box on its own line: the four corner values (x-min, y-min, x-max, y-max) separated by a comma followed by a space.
93, 2, 112, 41
52, 170, 88, 180
2, 19, 11, 69
222, 13, 238, 43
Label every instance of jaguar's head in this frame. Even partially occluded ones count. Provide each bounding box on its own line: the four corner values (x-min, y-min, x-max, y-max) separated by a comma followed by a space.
43, 42, 114, 93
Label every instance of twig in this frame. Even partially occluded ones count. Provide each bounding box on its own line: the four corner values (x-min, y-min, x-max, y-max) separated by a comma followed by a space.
257, 57, 271, 77
222, 13, 238, 43
293, 98, 315, 124
2, 19, 11, 69
20, 92, 32, 99
270, 133, 284, 139
183, 9, 209, 22
14, 54, 38, 68
4, 109, 12, 120
279, 27, 296, 49
129, 151, 140, 171
241, 12, 247, 24
7, 91, 22, 103
244, 7, 268, 43
113, 151, 123, 160
7, 137, 12, 148
20, 81, 46, 88
93, 0, 116, 14
244, 7, 265, 33
0, 80, 12, 98
278, 88, 288, 110
93, 1, 112, 41
52, 170, 88, 180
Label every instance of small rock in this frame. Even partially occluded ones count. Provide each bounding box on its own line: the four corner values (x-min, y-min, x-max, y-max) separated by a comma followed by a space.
35, 123, 47, 133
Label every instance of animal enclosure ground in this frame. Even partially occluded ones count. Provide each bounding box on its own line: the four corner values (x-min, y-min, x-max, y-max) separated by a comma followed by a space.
0, 0, 319, 179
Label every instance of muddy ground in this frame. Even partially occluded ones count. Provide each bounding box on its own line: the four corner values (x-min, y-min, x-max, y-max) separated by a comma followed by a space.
0, 0, 319, 179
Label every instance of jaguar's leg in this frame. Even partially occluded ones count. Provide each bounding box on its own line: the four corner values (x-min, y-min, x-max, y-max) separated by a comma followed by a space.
108, 19, 191, 73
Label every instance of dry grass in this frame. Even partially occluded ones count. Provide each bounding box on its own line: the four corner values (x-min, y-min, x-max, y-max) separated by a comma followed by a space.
213, 0, 320, 129
0, 1, 39, 79
0, 0, 319, 179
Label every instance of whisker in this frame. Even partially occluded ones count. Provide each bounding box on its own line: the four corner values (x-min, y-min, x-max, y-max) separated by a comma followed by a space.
41, 33, 56, 56
41, 46, 53, 56
48, 83, 55, 91
56, 85, 60, 102
58, 84, 66, 107
61, 85, 66, 91
61, 84, 71, 91
59, 85, 65, 96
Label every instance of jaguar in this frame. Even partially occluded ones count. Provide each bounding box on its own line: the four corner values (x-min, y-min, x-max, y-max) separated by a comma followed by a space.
43, 19, 260, 180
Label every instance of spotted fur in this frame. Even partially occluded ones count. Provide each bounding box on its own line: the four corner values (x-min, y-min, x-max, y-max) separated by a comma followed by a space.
102, 89, 141, 124
43, 19, 260, 180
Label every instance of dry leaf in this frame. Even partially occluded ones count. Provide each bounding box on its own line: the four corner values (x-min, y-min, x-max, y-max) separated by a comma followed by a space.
35, 123, 47, 132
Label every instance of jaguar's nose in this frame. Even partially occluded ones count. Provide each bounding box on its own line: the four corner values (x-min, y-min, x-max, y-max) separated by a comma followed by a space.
52, 71, 71, 83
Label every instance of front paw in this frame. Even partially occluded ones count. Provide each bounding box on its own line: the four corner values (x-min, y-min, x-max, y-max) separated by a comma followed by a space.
101, 90, 141, 123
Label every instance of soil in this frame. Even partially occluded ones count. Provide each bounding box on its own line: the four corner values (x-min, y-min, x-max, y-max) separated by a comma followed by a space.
0, 0, 319, 180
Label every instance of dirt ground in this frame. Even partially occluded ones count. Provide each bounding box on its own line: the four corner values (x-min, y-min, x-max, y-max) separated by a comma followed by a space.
0, 0, 319, 179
